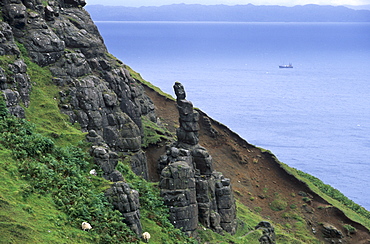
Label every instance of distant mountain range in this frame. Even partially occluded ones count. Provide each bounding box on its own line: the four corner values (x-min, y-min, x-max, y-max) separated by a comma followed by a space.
345, 4, 370, 10
86, 4, 370, 22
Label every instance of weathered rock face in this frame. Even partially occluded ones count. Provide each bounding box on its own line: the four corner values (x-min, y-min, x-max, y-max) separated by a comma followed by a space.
0, 21, 29, 118
105, 181, 142, 235
2, 1, 235, 238
160, 160, 198, 235
1, 0, 158, 161
1, 0, 157, 236
1, 0, 156, 148
255, 221, 276, 244
159, 82, 237, 235
0, 21, 20, 56
321, 223, 344, 243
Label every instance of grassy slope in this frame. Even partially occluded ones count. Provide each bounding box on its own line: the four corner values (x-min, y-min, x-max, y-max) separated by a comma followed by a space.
0, 51, 317, 243
0, 47, 195, 243
0, 145, 95, 244
0, 37, 368, 244
278, 159, 370, 230
17, 43, 86, 147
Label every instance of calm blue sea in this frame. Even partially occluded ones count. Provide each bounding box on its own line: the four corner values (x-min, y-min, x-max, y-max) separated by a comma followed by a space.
95, 21, 370, 210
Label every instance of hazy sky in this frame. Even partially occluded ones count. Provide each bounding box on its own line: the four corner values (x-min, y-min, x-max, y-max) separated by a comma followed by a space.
85, 0, 370, 7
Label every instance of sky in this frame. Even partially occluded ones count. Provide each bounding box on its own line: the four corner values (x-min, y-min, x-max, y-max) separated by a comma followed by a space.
85, 0, 370, 7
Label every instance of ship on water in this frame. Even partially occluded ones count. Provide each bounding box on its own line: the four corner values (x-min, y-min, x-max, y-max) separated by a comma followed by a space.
279, 63, 293, 68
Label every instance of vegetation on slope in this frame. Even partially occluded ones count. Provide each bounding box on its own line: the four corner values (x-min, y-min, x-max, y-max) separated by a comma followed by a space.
16, 43, 85, 147
0, 23, 368, 244
296, 169, 370, 222
0, 55, 319, 243
141, 116, 172, 148
277, 158, 370, 230
125, 65, 174, 101
0, 94, 132, 243
0, 59, 195, 243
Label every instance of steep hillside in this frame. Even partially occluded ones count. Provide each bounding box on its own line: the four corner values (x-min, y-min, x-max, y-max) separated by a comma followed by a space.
0, 1, 369, 244
139, 76, 370, 243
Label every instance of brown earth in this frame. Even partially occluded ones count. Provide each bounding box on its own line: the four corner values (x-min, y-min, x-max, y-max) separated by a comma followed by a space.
142, 83, 370, 243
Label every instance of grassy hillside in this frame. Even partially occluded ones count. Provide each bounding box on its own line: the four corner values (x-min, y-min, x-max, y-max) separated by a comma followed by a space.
0, 89, 311, 244
0, 29, 369, 244
0, 99, 200, 244
0, 56, 317, 243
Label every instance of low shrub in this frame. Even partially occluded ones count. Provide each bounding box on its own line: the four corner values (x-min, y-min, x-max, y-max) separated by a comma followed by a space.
0, 98, 134, 243
343, 224, 357, 234
270, 199, 288, 211
141, 116, 172, 148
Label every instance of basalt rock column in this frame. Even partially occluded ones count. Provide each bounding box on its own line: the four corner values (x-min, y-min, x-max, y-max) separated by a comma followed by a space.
174, 81, 200, 147
105, 181, 142, 236
159, 160, 198, 235
159, 82, 237, 235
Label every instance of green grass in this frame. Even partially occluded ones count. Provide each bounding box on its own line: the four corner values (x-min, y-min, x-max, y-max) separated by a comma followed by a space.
125, 65, 175, 100
0, 55, 16, 77
0, 94, 198, 243
1, 32, 368, 244
270, 198, 288, 211
0, 102, 135, 242
0, 145, 95, 244
275, 155, 370, 231
16, 42, 85, 147
141, 116, 173, 148
220, 201, 319, 244
343, 224, 357, 234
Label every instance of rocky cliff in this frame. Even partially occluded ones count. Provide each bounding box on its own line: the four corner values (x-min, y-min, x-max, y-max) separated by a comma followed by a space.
0, 0, 237, 238
1, 1, 370, 243
1, 0, 155, 237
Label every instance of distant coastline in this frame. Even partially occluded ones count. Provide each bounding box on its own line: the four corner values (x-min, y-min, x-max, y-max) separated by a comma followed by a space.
86, 4, 370, 22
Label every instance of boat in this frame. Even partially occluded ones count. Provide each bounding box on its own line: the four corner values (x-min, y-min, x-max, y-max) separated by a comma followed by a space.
279, 63, 293, 68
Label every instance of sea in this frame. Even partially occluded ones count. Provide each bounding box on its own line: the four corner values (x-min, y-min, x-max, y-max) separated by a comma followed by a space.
94, 21, 370, 211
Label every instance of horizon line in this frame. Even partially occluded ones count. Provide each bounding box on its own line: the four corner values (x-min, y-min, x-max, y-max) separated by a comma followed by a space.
86, 3, 370, 7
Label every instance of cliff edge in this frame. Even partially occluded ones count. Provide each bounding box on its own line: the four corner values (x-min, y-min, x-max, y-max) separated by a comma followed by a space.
1, 1, 369, 243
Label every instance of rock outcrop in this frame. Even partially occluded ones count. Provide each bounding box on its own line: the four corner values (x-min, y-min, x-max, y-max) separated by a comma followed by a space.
0, 21, 29, 118
159, 82, 237, 235
1, 0, 156, 175
321, 223, 344, 243
1, 1, 237, 238
0, 0, 156, 236
255, 221, 276, 244
105, 181, 142, 236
